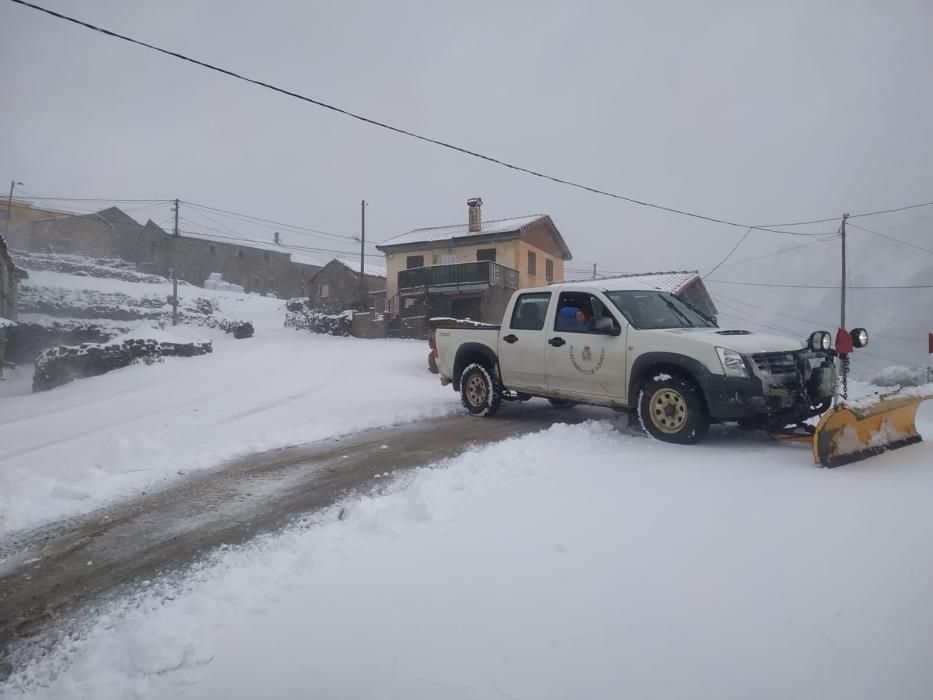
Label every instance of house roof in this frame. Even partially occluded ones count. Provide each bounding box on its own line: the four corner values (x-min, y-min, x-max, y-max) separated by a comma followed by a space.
594, 271, 702, 294
376, 214, 572, 259
292, 254, 387, 278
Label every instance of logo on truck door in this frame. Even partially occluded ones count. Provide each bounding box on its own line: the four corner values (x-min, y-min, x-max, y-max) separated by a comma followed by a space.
570, 344, 606, 375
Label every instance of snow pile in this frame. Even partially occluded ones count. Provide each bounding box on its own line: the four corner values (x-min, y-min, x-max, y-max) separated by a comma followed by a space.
5, 411, 933, 699
871, 365, 930, 388
203, 273, 244, 293
0, 318, 14, 329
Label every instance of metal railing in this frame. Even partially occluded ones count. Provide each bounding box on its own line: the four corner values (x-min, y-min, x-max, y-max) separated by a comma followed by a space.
397, 261, 518, 291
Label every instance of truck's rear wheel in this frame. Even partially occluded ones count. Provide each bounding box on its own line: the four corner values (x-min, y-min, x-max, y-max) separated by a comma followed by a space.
638, 375, 709, 444
460, 363, 502, 417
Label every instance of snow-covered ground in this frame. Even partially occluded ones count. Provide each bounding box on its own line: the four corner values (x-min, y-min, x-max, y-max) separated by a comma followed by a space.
4, 400, 932, 699
0, 270, 455, 535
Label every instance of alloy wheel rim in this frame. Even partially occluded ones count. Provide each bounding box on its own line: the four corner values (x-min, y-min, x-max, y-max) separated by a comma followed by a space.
649, 388, 687, 433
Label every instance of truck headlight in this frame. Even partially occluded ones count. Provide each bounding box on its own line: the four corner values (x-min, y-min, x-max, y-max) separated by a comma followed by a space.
808, 331, 832, 352
716, 347, 749, 377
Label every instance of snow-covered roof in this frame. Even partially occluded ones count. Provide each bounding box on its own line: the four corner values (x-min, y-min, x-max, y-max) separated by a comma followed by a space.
291, 254, 387, 278
595, 271, 701, 294
377, 215, 546, 249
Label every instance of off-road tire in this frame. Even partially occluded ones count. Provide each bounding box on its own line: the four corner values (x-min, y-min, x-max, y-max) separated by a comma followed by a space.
460, 363, 502, 417
547, 398, 577, 409
637, 374, 709, 444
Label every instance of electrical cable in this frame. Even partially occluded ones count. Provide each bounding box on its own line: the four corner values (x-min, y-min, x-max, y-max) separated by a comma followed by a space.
848, 222, 933, 256
11, 0, 926, 236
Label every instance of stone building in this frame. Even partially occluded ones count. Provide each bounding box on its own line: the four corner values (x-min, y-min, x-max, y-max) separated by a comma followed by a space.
8, 205, 324, 299
306, 258, 387, 312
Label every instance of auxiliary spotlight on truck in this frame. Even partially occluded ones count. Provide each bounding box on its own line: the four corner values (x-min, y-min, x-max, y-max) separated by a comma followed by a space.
430, 279, 930, 467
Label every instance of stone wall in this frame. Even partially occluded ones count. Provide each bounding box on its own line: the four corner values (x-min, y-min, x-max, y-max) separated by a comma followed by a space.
33, 338, 213, 392
350, 312, 387, 339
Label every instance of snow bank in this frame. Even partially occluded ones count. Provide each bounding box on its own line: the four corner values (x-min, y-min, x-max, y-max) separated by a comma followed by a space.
871, 365, 930, 388
0, 330, 456, 535
5, 410, 933, 699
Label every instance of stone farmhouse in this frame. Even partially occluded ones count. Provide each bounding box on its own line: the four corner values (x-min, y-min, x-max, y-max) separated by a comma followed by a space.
376, 198, 573, 325
306, 257, 387, 313
7, 203, 384, 301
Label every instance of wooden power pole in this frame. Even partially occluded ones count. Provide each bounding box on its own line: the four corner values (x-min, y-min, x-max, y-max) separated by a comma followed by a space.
172, 198, 180, 325
359, 200, 367, 307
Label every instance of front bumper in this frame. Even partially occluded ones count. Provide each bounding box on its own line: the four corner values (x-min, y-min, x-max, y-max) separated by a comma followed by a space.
702, 350, 835, 423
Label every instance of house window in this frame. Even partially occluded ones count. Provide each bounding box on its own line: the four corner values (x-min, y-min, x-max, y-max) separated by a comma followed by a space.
237, 250, 244, 259
406, 255, 424, 269
527, 251, 537, 276
209, 245, 216, 256
320, 283, 330, 298
546, 258, 554, 283
253, 276, 259, 290
476, 248, 497, 263
150, 241, 158, 257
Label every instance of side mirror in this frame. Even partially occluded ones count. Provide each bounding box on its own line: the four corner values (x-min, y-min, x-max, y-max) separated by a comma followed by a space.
592, 317, 621, 336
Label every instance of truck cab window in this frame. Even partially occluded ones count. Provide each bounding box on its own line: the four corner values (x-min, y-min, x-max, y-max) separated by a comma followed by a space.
510, 292, 551, 331
554, 292, 619, 334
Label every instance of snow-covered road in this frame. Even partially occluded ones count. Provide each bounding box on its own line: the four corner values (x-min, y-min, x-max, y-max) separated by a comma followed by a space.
0, 404, 605, 648
4, 401, 932, 700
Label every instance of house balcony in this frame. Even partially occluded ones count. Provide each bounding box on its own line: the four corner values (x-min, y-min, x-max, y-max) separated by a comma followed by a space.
397, 261, 519, 295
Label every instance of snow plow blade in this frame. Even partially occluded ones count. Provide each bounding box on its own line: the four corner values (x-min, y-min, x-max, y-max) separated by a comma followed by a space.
812, 393, 931, 468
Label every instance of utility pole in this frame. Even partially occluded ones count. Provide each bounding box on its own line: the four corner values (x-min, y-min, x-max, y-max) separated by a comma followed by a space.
592, 263, 597, 280
840, 213, 849, 329
834, 212, 850, 405
3, 181, 23, 237
172, 198, 180, 325
359, 200, 367, 307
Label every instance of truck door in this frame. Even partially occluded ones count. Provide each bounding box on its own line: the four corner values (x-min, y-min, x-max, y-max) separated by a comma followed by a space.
498, 291, 552, 391
545, 291, 628, 402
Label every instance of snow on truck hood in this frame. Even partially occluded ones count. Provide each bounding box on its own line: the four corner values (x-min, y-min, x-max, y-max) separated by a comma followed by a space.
651, 328, 806, 354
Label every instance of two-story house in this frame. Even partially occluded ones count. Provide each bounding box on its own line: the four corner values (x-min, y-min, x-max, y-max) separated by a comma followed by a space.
376, 198, 572, 325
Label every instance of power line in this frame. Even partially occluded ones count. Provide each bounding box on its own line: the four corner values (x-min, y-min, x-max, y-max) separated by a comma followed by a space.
12, 194, 171, 203
713, 292, 926, 345
176, 228, 383, 259
706, 279, 933, 290
849, 200, 933, 221
848, 222, 933, 256
182, 200, 372, 245
702, 227, 752, 279
716, 236, 838, 270
11, 0, 925, 237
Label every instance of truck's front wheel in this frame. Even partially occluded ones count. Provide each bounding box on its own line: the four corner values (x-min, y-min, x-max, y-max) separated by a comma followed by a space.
638, 375, 709, 444
460, 363, 502, 417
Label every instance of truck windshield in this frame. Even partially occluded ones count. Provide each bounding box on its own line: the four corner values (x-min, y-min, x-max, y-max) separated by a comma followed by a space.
605, 290, 716, 330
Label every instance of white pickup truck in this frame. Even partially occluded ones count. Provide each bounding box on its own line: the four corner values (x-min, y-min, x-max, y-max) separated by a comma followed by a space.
431, 279, 838, 444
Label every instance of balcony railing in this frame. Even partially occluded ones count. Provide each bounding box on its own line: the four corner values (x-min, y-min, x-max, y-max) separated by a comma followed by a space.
398, 261, 519, 292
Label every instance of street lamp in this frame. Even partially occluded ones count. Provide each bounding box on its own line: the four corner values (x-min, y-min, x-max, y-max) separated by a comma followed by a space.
3, 181, 23, 237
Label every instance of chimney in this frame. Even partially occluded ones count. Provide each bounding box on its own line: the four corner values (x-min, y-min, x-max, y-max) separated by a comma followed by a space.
467, 197, 483, 233
274, 231, 280, 244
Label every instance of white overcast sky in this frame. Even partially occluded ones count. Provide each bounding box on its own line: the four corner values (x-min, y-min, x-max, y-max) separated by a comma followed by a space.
2, 0, 932, 328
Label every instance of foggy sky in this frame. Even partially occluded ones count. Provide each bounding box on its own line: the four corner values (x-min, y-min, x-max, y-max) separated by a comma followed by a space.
2, 0, 932, 367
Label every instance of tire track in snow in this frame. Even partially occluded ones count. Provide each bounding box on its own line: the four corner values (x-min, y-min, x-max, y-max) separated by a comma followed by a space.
0, 403, 619, 658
